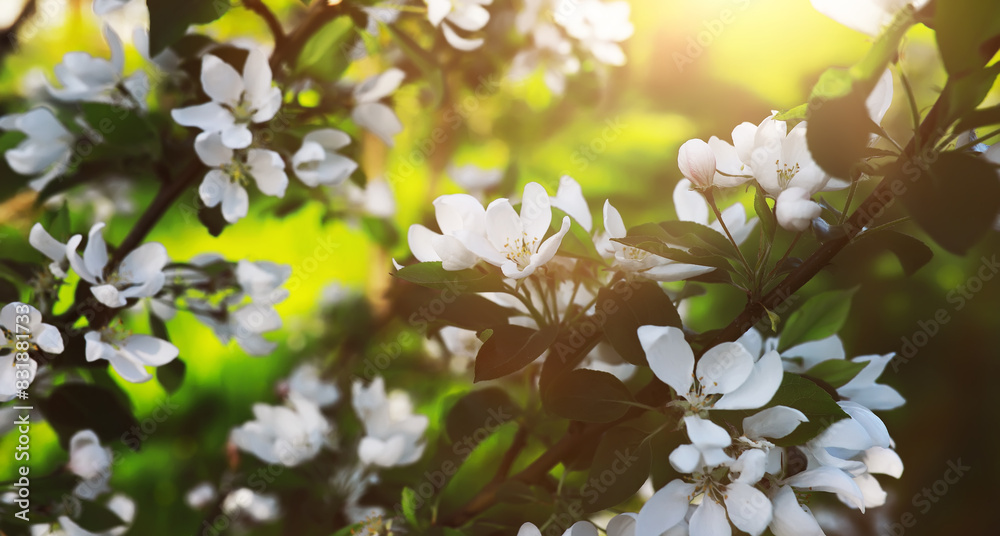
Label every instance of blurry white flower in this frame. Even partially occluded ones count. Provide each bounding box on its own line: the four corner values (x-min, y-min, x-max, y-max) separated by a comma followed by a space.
0, 107, 74, 191
285, 363, 340, 408
426, 0, 493, 50
195, 302, 284, 356
352, 377, 428, 468
811, 0, 930, 36
230, 394, 333, 466
221, 488, 280, 523
351, 69, 405, 146
194, 131, 288, 223
554, 0, 633, 66
446, 163, 502, 196
0, 303, 63, 401
346, 179, 396, 218
236, 259, 291, 306
67, 430, 113, 500
509, 23, 580, 95
171, 48, 281, 149
439, 326, 483, 373
47, 25, 148, 107
66, 222, 169, 307
32, 494, 135, 536
93, 0, 133, 15
185, 482, 217, 510
84, 329, 179, 383
292, 129, 357, 187
456, 182, 571, 279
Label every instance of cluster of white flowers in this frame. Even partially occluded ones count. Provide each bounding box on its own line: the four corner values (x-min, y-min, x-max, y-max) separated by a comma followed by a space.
676, 70, 893, 232
511, 0, 634, 94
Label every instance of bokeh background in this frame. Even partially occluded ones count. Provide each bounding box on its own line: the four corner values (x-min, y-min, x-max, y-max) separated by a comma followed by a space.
0, 0, 997, 534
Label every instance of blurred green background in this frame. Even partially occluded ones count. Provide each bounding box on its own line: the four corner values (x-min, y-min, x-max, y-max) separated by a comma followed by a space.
1, 0, 997, 534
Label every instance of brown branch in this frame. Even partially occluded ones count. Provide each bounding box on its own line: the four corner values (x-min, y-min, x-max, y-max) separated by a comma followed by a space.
243, 0, 286, 49
490, 424, 529, 484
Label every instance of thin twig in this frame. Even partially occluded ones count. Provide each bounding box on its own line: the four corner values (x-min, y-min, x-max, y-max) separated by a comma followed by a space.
243, 0, 286, 48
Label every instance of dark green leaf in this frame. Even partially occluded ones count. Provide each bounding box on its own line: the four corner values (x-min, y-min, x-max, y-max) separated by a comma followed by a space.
598, 279, 682, 366
38, 383, 140, 452
0, 225, 42, 263
474, 324, 558, 382
584, 426, 652, 512
858, 230, 933, 276
754, 185, 776, 240
934, 0, 1000, 77
74, 501, 125, 532
778, 287, 857, 352
79, 102, 158, 151
401, 487, 420, 528
148, 0, 231, 57
196, 198, 228, 237
444, 387, 519, 444
898, 151, 1000, 254
543, 369, 635, 423
805, 359, 867, 389
941, 63, 1000, 126
156, 358, 186, 394
395, 262, 507, 293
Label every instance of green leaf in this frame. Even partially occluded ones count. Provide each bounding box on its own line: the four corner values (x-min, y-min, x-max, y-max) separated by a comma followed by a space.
444, 387, 519, 444
804, 359, 867, 389
297, 16, 355, 78
552, 208, 603, 262
613, 237, 733, 272
898, 151, 1000, 255
858, 230, 933, 276
395, 262, 507, 293
474, 324, 558, 382
584, 425, 652, 512
38, 384, 140, 452
542, 369, 635, 423
598, 279, 682, 366
954, 103, 1000, 134
0, 225, 42, 263
401, 487, 420, 528
79, 102, 158, 152
196, 197, 229, 238
656, 220, 738, 258
75, 501, 125, 532
941, 63, 1000, 126
156, 358, 186, 394
934, 0, 1000, 77
778, 287, 857, 352
387, 24, 443, 108
754, 185, 776, 240
148, 0, 231, 57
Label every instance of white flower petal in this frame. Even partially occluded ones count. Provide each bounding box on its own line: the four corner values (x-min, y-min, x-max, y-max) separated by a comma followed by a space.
638, 325, 694, 395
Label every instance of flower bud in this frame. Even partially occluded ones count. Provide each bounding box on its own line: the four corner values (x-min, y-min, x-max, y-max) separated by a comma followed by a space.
776, 187, 822, 232
678, 139, 717, 190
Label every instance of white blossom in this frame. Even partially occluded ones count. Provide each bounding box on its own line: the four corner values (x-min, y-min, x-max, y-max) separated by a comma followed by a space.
811, 0, 930, 36
292, 129, 357, 187
0, 108, 74, 191
426, 0, 493, 51
84, 328, 179, 383
351, 69, 405, 146
230, 394, 333, 466
171, 48, 281, 149
66, 222, 169, 307
67, 430, 113, 500
285, 363, 340, 408
194, 131, 288, 223
553, 0, 634, 66
47, 25, 148, 107
352, 377, 428, 468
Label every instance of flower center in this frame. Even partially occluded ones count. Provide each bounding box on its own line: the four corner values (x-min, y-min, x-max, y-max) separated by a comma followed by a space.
776, 159, 800, 189
99, 321, 132, 350
502, 235, 537, 269
622, 245, 648, 261
230, 97, 256, 124
222, 159, 252, 186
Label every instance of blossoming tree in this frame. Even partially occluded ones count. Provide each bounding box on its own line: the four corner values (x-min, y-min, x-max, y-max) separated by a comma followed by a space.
0, 0, 998, 535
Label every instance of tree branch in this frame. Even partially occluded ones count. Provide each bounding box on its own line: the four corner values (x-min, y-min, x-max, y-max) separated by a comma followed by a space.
243, 0, 286, 49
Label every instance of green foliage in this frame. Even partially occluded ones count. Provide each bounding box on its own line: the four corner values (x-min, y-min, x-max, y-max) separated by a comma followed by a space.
38, 384, 141, 452
474, 324, 558, 381
778, 287, 858, 352
542, 369, 635, 423
597, 280, 682, 366
898, 152, 1000, 255
148, 0, 231, 57
584, 425, 652, 512
395, 262, 508, 293
804, 359, 867, 389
